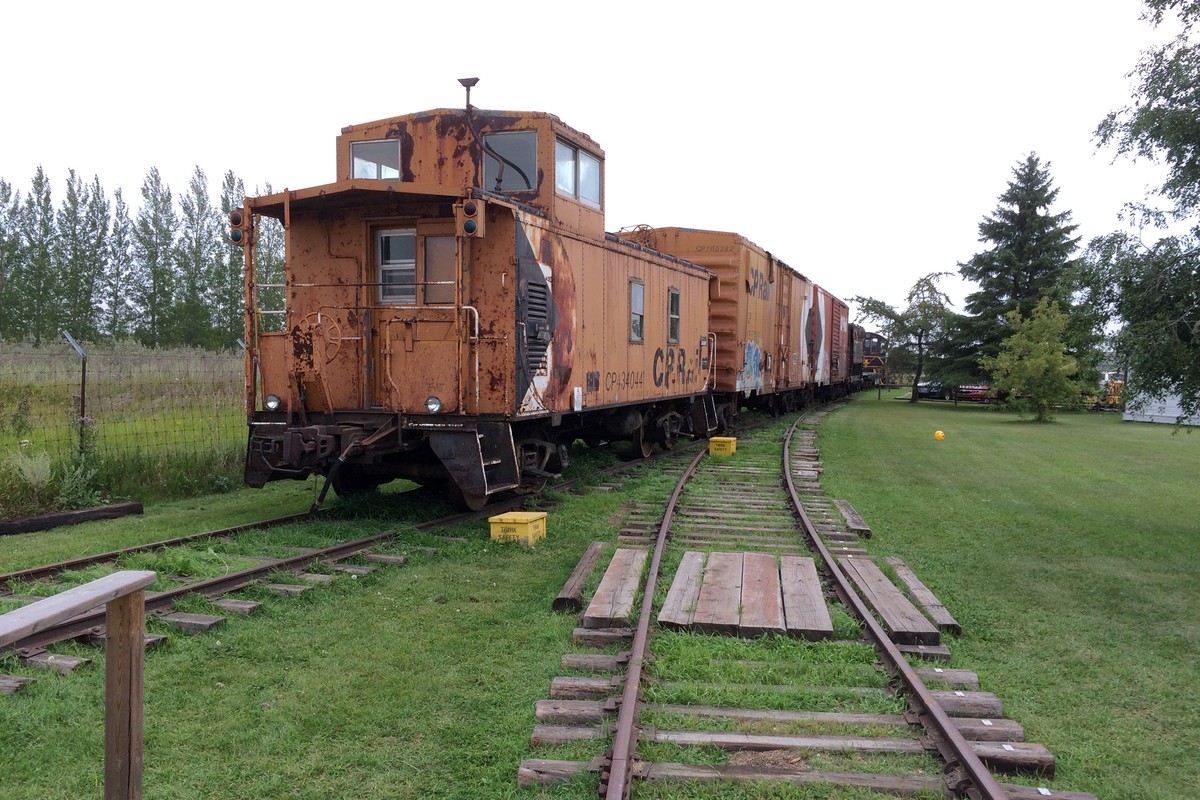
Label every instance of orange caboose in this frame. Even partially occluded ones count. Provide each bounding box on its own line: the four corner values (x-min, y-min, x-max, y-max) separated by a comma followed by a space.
238, 104, 714, 509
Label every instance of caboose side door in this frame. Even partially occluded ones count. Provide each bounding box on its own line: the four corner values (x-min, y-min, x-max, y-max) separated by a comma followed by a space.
368, 226, 464, 413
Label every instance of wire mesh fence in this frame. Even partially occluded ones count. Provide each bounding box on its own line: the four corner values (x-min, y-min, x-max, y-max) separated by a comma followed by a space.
1, 338, 245, 514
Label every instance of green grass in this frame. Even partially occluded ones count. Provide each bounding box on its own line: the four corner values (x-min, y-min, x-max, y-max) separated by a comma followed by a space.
2, 402, 1193, 798
818, 392, 1200, 799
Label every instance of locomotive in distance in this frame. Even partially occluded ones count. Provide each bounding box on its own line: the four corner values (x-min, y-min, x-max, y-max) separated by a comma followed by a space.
233, 97, 867, 510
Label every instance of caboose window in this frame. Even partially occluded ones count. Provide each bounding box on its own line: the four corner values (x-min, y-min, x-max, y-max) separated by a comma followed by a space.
555, 138, 601, 206
667, 288, 681, 344
377, 229, 416, 304
630, 280, 644, 343
424, 235, 455, 304
352, 140, 401, 180
483, 131, 537, 192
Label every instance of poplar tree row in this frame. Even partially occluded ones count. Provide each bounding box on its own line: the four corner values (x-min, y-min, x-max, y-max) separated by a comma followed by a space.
0, 166, 283, 350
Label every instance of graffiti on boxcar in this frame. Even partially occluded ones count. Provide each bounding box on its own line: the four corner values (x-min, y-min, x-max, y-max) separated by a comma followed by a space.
747, 267, 771, 301
652, 346, 700, 389
740, 340, 764, 393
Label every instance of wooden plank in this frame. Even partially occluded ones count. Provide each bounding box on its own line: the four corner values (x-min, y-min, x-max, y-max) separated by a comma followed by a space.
560, 652, 626, 671
834, 500, 871, 538
658, 551, 705, 630
738, 552, 785, 637
971, 741, 1055, 777
363, 552, 407, 565
0, 502, 144, 536
839, 557, 939, 645
549, 675, 621, 700
649, 702, 1021, 741
1, 674, 36, 694
516, 758, 599, 787
780, 556, 833, 640
897, 642, 952, 662
531, 723, 605, 745
0, 570, 157, 648
571, 627, 631, 647
162, 612, 225, 635
655, 728, 924, 754
535, 699, 613, 724
583, 549, 647, 629
932, 690, 1003, 718
884, 556, 962, 635
210, 598, 260, 616
691, 552, 742, 635
639, 762, 941, 794
553, 541, 606, 613
23, 652, 91, 674
915, 666, 978, 688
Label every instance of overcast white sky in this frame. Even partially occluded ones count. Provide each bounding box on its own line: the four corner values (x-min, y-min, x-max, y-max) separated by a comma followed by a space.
1, 0, 1173, 316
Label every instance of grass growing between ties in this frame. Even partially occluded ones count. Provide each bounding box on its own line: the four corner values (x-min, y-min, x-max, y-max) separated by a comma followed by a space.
818, 392, 1200, 800
0, 466, 650, 800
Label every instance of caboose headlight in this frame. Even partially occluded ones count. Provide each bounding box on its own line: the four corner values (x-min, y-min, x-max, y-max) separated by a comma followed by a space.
265, 394, 281, 411
425, 396, 443, 413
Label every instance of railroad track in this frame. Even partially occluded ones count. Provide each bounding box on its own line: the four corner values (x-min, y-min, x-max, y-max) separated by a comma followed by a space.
0, 437, 705, 685
521, 409, 1099, 800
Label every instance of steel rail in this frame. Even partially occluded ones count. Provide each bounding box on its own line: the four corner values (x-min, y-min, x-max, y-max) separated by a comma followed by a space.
0, 512, 315, 590
3, 529, 398, 656
601, 445, 707, 800
781, 416, 1009, 800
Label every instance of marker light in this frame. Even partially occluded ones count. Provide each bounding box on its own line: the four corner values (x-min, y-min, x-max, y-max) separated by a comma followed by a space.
265, 394, 281, 411
425, 396, 443, 413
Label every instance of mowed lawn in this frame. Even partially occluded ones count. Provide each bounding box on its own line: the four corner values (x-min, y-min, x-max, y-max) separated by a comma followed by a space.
818, 393, 1200, 800
0, 404, 1195, 799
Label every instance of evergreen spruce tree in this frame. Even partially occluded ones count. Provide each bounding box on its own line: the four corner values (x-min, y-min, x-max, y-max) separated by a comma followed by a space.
173, 165, 218, 346
15, 167, 59, 346
215, 170, 246, 347
0, 179, 22, 340
132, 168, 177, 347
943, 154, 1093, 382
102, 188, 135, 341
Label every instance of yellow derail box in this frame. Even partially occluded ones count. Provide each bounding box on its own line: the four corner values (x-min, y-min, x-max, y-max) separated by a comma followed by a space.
709, 436, 737, 457
488, 511, 548, 545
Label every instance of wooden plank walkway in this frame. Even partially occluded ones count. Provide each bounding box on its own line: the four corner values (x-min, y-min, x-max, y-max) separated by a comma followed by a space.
839, 557, 940, 645
582, 549, 647, 629
657, 552, 831, 639
883, 556, 961, 635
834, 500, 872, 538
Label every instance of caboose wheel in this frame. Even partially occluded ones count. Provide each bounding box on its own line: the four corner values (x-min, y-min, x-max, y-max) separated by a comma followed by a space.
631, 425, 654, 459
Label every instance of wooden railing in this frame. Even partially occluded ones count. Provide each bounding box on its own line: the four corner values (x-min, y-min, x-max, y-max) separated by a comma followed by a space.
0, 570, 157, 800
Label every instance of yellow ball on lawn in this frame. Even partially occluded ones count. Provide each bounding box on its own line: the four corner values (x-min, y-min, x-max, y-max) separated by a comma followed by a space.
934, 430, 945, 441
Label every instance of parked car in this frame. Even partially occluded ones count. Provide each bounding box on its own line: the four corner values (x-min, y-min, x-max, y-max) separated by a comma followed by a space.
915, 382, 950, 400
953, 385, 990, 402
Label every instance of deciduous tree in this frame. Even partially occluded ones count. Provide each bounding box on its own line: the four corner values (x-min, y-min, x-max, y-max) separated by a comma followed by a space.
102, 188, 136, 341
853, 272, 952, 403
131, 168, 176, 347
980, 297, 1081, 422
15, 167, 58, 346
1092, 0, 1200, 418
0, 179, 21, 340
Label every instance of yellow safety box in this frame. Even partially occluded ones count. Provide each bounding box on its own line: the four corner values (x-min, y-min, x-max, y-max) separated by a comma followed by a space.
488, 511, 548, 545
709, 436, 737, 457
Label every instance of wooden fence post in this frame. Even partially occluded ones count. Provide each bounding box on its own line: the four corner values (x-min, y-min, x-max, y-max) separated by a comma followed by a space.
104, 588, 146, 800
